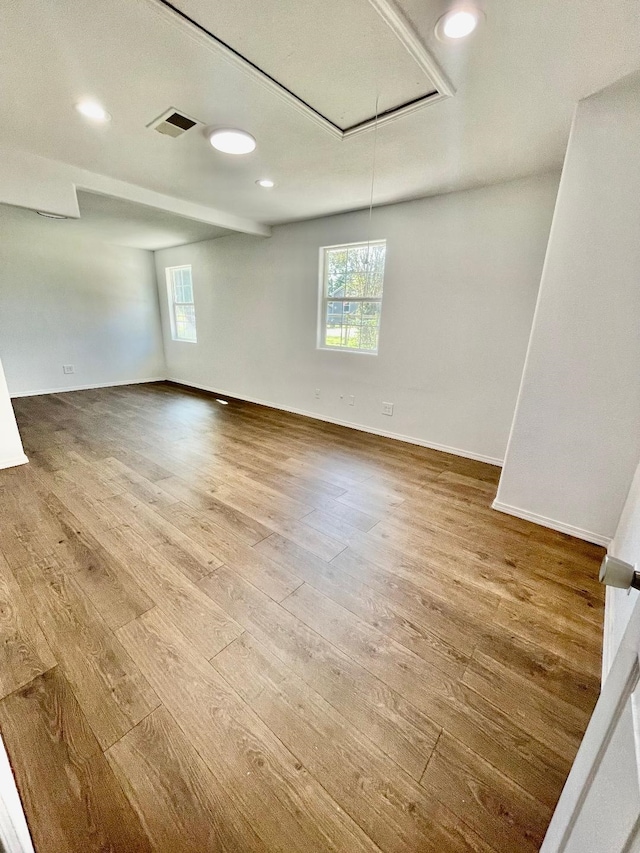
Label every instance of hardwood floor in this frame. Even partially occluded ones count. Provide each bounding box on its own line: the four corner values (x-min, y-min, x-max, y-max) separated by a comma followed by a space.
0, 382, 604, 852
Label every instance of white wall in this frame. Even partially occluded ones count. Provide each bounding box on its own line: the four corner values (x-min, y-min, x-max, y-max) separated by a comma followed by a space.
155, 173, 559, 464
0, 358, 27, 469
0, 204, 166, 396
494, 72, 640, 545
602, 459, 640, 679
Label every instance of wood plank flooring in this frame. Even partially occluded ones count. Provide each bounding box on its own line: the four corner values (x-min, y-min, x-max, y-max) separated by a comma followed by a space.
0, 382, 604, 852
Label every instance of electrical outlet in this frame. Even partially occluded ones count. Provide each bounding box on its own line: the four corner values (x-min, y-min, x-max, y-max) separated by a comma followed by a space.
382, 402, 393, 416
314, 388, 320, 399
62, 364, 75, 375
348, 395, 355, 406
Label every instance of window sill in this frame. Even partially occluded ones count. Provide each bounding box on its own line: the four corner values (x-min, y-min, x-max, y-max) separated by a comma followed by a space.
317, 346, 378, 356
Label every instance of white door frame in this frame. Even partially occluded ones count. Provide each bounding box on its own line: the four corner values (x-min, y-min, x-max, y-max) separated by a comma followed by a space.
542, 597, 640, 851
0, 736, 35, 853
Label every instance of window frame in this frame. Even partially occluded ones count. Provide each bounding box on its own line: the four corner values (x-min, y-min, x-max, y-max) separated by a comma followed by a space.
166, 265, 197, 343
317, 239, 386, 355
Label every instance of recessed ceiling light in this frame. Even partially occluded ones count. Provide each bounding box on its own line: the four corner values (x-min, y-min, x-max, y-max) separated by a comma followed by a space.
36, 211, 69, 219
435, 7, 482, 41
256, 179, 275, 188
75, 100, 111, 122
209, 128, 256, 155
216, 399, 229, 405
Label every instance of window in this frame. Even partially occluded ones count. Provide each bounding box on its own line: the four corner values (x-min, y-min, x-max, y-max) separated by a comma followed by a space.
319, 240, 386, 353
166, 265, 197, 342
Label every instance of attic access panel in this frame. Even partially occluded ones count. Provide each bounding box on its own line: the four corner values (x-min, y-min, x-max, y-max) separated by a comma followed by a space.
154, 0, 453, 136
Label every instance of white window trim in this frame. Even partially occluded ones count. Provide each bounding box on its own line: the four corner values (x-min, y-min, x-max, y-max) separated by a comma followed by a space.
166, 265, 197, 343
317, 239, 386, 355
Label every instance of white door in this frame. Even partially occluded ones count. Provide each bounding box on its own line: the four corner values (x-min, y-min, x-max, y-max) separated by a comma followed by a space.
0, 736, 35, 853
542, 587, 640, 852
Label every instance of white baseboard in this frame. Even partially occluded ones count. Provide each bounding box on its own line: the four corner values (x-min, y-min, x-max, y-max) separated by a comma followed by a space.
169, 377, 504, 467
10, 377, 166, 398
9, 374, 505, 468
491, 499, 611, 546
0, 453, 29, 471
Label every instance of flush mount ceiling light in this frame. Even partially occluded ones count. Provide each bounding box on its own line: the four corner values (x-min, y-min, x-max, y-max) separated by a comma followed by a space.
256, 179, 275, 188
75, 99, 111, 122
435, 7, 482, 41
209, 128, 256, 155
36, 211, 68, 219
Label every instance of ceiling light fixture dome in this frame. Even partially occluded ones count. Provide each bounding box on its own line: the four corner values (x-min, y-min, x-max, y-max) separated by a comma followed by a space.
75, 100, 111, 122
435, 7, 482, 41
256, 179, 275, 188
209, 128, 256, 155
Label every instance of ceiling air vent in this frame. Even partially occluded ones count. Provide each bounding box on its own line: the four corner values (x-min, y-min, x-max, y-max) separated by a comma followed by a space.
148, 108, 200, 138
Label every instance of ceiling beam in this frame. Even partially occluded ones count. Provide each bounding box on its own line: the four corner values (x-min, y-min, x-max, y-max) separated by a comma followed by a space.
0, 147, 271, 238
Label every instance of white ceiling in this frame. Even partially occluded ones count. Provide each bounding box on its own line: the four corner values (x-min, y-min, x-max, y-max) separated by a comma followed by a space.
72, 192, 234, 249
168, 0, 445, 131
1, 0, 639, 228
0, 193, 233, 250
